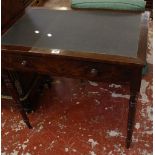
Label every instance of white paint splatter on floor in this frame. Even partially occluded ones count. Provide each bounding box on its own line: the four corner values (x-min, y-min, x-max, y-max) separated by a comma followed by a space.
88, 92, 101, 96
17, 139, 29, 151
140, 79, 149, 103
10, 150, 19, 155
140, 79, 149, 104
108, 151, 113, 155
46, 140, 55, 151
2, 121, 6, 128
147, 20, 153, 64
114, 144, 126, 155
144, 130, 153, 135
111, 92, 130, 99
105, 107, 113, 110
4, 132, 9, 135
24, 153, 31, 155
109, 84, 121, 88
89, 151, 96, 155
36, 120, 46, 132
65, 147, 69, 152
107, 130, 122, 137
135, 123, 140, 130
88, 139, 99, 149
72, 149, 77, 152
141, 149, 153, 155
94, 99, 100, 105
146, 106, 153, 121
37, 125, 44, 132
89, 81, 98, 86
11, 120, 26, 132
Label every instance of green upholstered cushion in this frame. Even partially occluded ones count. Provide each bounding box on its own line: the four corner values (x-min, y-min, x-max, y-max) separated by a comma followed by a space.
71, 0, 146, 11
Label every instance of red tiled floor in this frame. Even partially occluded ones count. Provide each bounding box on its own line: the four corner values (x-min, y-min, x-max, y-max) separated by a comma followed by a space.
1, 1, 153, 155
1, 62, 153, 154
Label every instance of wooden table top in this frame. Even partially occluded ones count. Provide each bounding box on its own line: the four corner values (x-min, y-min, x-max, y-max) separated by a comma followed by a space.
2, 8, 143, 58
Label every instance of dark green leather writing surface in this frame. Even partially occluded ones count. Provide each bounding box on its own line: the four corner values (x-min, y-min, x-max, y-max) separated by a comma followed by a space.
2, 8, 142, 57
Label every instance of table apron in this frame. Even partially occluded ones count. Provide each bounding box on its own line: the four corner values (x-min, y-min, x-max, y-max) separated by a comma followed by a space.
2, 53, 137, 82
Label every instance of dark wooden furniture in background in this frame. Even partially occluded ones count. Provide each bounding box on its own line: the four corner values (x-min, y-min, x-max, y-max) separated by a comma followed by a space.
1, 0, 51, 112
2, 0, 33, 31
1, 0, 37, 112
145, 0, 153, 10
2, 8, 149, 148
145, 0, 153, 18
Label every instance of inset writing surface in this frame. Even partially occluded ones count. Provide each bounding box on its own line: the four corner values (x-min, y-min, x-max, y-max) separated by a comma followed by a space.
2, 8, 142, 57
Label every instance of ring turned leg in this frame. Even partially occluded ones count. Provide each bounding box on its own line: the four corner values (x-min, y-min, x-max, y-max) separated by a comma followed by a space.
126, 69, 142, 148
3, 71, 32, 129
126, 94, 137, 148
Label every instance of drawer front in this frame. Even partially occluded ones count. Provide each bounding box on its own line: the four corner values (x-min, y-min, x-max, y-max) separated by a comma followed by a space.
2, 53, 131, 82
2, 53, 43, 72
43, 57, 131, 82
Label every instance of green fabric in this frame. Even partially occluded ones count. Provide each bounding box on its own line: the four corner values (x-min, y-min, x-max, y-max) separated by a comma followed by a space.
71, 0, 146, 11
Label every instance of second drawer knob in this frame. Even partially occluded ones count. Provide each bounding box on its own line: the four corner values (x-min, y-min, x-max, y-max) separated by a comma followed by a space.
21, 60, 27, 66
90, 68, 98, 76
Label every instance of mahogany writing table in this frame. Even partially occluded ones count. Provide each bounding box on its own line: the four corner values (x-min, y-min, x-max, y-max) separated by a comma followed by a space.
2, 8, 149, 148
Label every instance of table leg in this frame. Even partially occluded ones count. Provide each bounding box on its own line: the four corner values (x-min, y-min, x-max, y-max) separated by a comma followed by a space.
3, 70, 32, 129
126, 69, 142, 148
126, 94, 137, 148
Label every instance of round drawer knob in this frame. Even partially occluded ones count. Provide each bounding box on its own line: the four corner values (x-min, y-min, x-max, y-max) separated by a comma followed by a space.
21, 60, 27, 66
90, 68, 98, 76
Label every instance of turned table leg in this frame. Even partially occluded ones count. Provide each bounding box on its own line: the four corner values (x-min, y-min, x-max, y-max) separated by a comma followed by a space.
3, 71, 32, 129
126, 94, 138, 148
126, 69, 142, 148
